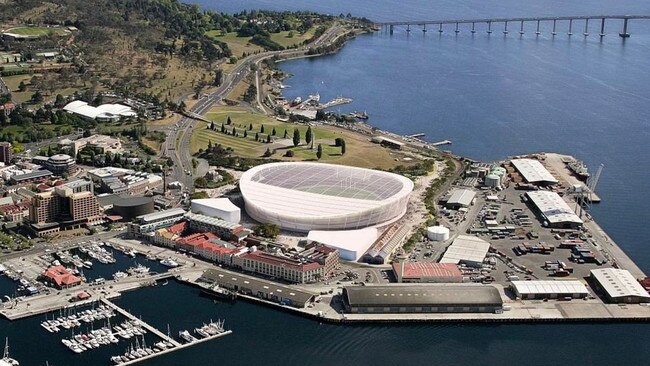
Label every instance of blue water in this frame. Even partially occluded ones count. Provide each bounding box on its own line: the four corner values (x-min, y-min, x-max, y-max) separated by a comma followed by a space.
3, 0, 650, 364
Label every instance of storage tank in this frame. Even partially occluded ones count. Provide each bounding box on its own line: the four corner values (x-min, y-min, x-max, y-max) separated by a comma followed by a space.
426, 226, 450, 241
112, 196, 155, 219
484, 174, 501, 188
491, 167, 506, 177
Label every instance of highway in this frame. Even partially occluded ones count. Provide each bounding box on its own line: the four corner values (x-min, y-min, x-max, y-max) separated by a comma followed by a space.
161, 23, 347, 194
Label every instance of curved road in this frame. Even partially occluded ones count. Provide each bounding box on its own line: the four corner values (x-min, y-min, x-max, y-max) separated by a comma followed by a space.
162, 24, 347, 194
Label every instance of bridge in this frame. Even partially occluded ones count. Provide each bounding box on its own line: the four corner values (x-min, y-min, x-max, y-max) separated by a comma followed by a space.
376, 15, 650, 38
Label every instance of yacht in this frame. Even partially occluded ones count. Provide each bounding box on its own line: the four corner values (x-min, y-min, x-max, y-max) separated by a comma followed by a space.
178, 330, 197, 343
113, 271, 128, 280
159, 258, 179, 268
2, 338, 19, 366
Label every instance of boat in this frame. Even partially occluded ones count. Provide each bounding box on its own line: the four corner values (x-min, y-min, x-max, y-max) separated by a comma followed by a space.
178, 330, 197, 343
201, 284, 236, 302
349, 111, 369, 119
83, 261, 93, 269
566, 160, 590, 181
194, 327, 210, 338
113, 271, 128, 280
2, 338, 19, 366
159, 258, 179, 268
126, 249, 137, 258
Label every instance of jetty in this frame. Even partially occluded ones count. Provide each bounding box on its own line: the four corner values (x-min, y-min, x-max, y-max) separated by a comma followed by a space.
100, 299, 181, 347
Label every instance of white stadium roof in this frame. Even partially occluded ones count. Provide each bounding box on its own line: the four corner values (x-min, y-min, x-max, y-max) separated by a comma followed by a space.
511, 280, 589, 296
439, 235, 490, 265
240, 162, 413, 232
526, 191, 583, 225
591, 268, 650, 300
308, 227, 378, 261
511, 158, 558, 184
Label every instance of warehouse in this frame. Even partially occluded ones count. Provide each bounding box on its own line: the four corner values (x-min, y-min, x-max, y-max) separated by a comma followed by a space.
191, 198, 241, 224
201, 268, 316, 308
511, 158, 558, 185
342, 284, 503, 313
439, 235, 491, 267
525, 191, 583, 229
510, 280, 590, 300
392, 262, 463, 283
590, 268, 650, 304
444, 189, 476, 209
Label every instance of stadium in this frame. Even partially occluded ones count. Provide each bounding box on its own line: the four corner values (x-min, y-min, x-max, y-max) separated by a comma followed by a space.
239, 162, 414, 232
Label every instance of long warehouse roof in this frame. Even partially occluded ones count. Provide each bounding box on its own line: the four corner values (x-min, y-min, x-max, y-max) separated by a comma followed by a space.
344, 284, 503, 306
591, 268, 650, 300
511, 280, 589, 295
526, 191, 583, 225
511, 159, 558, 184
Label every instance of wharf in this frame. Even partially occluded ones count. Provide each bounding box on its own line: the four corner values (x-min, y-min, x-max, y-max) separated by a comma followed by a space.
117, 330, 233, 366
0, 272, 174, 321
100, 298, 181, 347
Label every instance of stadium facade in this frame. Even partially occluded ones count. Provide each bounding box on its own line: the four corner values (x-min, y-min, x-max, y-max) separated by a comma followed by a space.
239, 162, 413, 232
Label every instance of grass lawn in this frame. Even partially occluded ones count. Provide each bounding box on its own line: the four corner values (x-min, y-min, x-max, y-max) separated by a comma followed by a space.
5, 26, 68, 37
205, 31, 263, 58
269, 28, 316, 48
190, 107, 401, 169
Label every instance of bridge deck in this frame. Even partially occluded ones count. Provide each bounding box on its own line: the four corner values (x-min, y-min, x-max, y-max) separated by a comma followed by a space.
377, 15, 650, 26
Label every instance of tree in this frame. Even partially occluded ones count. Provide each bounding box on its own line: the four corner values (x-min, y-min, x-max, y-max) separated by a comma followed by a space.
18, 81, 27, 92
221, 122, 225, 133
316, 143, 323, 160
208, 140, 213, 150
260, 124, 265, 133
209, 121, 215, 130
227, 116, 232, 125
249, 123, 253, 130
283, 129, 288, 139
243, 130, 248, 138
194, 177, 208, 188
305, 126, 312, 145
166, 158, 174, 167
316, 109, 326, 120
47, 146, 53, 157
284, 150, 294, 157
341, 139, 346, 155
54, 94, 66, 108
30, 91, 44, 104
255, 132, 259, 141
272, 127, 276, 136
263, 148, 272, 157
83, 130, 92, 137
266, 134, 271, 143
292, 128, 300, 147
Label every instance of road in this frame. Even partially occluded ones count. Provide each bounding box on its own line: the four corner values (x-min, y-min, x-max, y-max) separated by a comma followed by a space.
160, 23, 348, 194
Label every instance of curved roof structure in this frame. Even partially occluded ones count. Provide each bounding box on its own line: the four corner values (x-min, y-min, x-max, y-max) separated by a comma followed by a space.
240, 162, 413, 232
63, 101, 136, 120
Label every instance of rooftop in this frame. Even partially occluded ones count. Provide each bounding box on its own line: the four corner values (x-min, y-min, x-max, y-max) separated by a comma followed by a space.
439, 235, 490, 265
511, 280, 589, 295
447, 188, 476, 207
591, 268, 650, 299
394, 262, 463, 279
185, 211, 243, 230
344, 284, 503, 306
526, 191, 583, 225
511, 158, 558, 184
136, 207, 186, 223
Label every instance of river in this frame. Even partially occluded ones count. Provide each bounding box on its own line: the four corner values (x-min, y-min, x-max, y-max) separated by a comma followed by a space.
2, 0, 650, 364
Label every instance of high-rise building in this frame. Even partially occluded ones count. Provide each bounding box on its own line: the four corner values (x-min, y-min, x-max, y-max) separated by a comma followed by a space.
0, 142, 12, 165
28, 180, 102, 236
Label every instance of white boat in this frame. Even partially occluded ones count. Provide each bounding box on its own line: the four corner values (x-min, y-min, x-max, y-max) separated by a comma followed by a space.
113, 271, 128, 280
159, 258, 179, 268
1, 339, 19, 366
194, 327, 210, 338
83, 261, 93, 269
178, 330, 196, 343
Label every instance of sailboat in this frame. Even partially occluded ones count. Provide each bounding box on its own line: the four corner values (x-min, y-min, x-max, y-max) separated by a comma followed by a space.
1, 338, 19, 366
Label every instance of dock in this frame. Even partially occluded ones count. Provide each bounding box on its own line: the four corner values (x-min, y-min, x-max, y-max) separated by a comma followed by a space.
100, 298, 181, 347
407, 133, 426, 138
431, 140, 452, 146
100, 298, 232, 366
117, 329, 232, 366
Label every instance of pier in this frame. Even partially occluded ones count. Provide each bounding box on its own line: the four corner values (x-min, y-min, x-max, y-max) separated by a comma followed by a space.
378, 15, 650, 38
100, 298, 181, 347
101, 298, 233, 365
